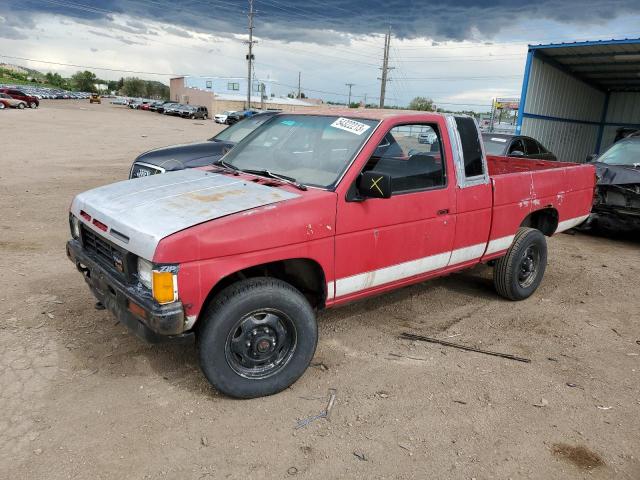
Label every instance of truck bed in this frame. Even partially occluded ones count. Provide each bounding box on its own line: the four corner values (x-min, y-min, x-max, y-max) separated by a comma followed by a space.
482, 155, 596, 260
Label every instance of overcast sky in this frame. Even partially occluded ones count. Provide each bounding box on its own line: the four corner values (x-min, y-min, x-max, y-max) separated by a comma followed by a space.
1, 0, 640, 110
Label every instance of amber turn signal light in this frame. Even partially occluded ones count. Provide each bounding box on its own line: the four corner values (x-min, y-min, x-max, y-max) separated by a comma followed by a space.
152, 271, 177, 304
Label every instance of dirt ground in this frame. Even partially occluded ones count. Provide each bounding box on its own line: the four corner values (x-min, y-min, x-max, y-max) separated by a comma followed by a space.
1, 100, 639, 480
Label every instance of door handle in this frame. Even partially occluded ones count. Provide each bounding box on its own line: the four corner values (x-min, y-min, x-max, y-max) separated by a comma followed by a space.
437, 209, 449, 216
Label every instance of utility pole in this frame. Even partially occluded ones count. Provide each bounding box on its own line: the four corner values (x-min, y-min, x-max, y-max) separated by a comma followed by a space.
378, 26, 394, 109
245, 0, 256, 109
297, 71, 301, 99
345, 83, 355, 107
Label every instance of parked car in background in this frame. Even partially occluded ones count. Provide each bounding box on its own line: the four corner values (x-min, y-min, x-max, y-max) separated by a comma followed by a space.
162, 103, 182, 115
68, 111, 595, 398
418, 131, 438, 144
156, 102, 177, 114
584, 136, 640, 232
139, 103, 152, 111
214, 110, 235, 124
226, 109, 258, 125
0, 87, 39, 108
129, 111, 277, 178
0, 93, 27, 109
180, 105, 208, 119
482, 134, 557, 161
148, 101, 170, 112
89, 94, 101, 104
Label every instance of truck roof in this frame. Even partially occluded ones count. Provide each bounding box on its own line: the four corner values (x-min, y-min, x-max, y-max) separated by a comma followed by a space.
283, 108, 447, 122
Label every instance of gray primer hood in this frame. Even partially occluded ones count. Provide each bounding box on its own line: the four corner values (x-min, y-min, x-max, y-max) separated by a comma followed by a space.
71, 169, 300, 260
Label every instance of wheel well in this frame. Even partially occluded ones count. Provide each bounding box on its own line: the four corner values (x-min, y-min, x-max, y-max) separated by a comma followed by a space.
200, 258, 327, 317
520, 208, 559, 236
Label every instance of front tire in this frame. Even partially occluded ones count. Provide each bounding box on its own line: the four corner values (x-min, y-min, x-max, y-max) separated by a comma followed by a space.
493, 227, 547, 301
197, 278, 318, 398
29, 102, 38, 108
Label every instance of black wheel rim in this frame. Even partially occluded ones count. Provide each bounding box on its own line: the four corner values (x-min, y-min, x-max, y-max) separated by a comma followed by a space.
518, 244, 540, 288
224, 308, 297, 379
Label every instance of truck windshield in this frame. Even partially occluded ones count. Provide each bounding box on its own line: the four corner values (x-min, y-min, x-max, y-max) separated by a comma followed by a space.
221, 115, 379, 188
598, 140, 640, 166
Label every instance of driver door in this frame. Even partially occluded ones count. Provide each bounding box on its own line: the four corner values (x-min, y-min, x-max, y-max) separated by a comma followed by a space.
333, 122, 456, 301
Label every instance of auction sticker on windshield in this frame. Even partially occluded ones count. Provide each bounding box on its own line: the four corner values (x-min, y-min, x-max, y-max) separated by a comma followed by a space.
330, 117, 371, 135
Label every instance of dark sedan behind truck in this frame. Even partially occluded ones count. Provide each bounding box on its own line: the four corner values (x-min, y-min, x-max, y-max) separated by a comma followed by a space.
129, 112, 276, 178
482, 134, 557, 161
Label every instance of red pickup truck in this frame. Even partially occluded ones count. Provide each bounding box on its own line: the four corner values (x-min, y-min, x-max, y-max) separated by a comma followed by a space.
67, 111, 595, 398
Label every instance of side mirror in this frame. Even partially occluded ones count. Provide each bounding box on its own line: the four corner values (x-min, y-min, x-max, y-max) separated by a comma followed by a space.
509, 150, 525, 158
585, 153, 598, 163
357, 171, 392, 199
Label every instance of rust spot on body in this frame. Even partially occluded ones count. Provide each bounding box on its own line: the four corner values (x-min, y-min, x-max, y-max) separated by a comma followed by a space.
188, 189, 244, 202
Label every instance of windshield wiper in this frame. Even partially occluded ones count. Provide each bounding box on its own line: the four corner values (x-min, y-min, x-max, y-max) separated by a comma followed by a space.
212, 159, 240, 175
240, 169, 308, 191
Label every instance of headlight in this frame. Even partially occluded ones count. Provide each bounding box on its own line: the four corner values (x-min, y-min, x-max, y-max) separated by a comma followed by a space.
137, 258, 153, 289
70, 215, 80, 239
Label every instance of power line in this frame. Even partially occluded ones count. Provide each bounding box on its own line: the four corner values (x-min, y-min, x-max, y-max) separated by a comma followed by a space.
260, 42, 380, 68
402, 75, 522, 81
0, 54, 180, 76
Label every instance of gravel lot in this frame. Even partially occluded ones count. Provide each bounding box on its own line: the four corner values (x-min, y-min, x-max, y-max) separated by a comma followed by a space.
1, 100, 639, 479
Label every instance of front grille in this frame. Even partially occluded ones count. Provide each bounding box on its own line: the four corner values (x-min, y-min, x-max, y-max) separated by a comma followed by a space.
130, 163, 163, 179
81, 226, 126, 276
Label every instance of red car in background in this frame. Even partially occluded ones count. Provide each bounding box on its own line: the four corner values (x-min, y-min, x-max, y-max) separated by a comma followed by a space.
139, 103, 152, 111
0, 93, 27, 109
0, 88, 39, 108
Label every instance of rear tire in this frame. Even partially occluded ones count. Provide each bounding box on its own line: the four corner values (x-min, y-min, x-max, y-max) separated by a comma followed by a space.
0, 103, 5, 109
18, 103, 25, 109
197, 278, 318, 399
493, 227, 547, 301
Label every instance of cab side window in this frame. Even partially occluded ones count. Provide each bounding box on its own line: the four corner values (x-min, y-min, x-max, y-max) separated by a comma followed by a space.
362, 124, 445, 194
454, 116, 484, 178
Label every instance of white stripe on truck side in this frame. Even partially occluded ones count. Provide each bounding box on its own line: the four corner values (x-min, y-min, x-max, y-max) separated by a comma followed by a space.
326, 214, 588, 300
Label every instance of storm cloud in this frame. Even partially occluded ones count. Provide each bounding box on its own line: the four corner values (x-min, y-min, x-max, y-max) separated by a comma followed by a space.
1, 0, 638, 43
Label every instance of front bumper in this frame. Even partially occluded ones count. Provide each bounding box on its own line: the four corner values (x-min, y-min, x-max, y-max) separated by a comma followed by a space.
66, 239, 194, 344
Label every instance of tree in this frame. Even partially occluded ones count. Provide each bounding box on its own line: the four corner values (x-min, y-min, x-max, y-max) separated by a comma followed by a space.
45, 72, 67, 88
106, 80, 119, 92
409, 96, 435, 111
71, 70, 98, 92
121, 77, 145, 97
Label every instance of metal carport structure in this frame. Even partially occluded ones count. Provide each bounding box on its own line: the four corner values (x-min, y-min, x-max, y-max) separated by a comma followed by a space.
516, 38, 640, 163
